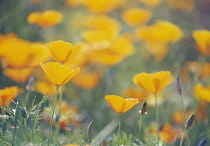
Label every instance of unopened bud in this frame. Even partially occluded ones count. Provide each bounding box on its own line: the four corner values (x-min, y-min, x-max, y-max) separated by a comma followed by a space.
87, 120, 94, 142
176, 73, 182, 95
198, 138, 207, 146
139, 100, 147, 115
2, 122, 7, 134
22, 109, 27, 118
185, 111, 196, 130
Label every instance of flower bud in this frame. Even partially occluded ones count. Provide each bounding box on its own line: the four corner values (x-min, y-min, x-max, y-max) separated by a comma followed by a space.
185, 111, 196, 130
176, 73, 182, 95
87, 120, 94, 142
139, 100, 147, 115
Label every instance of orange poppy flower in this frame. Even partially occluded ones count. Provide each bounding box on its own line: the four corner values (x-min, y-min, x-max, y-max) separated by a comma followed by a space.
133, 71, 174, 94
47, 40, 80, 64
192, 30, 210, 56
193, 83, 210, 103
0, 86, 19, 107
40, 62, 80, 86
105, 95, 139, 114
121, 8, 152, 27
173, 110, 192, 125
27, 10, 63, 28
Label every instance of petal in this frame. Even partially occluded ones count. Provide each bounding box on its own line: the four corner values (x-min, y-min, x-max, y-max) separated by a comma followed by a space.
121, 98, 139, 113
105, 95, 125, 114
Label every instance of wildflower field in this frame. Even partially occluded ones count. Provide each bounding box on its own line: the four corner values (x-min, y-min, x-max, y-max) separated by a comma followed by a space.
1, 0, 210, 145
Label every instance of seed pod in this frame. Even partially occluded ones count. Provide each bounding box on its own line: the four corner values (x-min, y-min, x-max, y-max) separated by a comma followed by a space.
2, 122, 7, 134
139, 100, 147, 115
186, 112, 195, 130
87, 120, 94, 142
176, 73, 182, 95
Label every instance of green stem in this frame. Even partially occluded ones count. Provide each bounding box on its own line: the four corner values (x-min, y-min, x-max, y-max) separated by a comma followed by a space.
180, 128, 187, 146
179, 93, 190, 146
154, 94, 159, 144
12, 99, 21, 146
118, 114, 122, 146
47, 86, 59, 146
138, 114, 143, 138
56, 86, 63, 136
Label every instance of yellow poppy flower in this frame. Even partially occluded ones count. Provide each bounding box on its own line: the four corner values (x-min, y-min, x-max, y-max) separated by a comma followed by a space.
47, 40, 79, 64
3, 68, 33, 83
40, 62, 80, 86
139, 0, 162, 8
0, 86, 19, 107
122, 87, 148, 103
27, 10, 63, 28
166, 0, 194, 12
121, 8, 152, 27
133, 71, 174, 94
105, 95, 139, 114
83, 0, 125, 14
192, 30, 210, 56
194, 83, 210, 103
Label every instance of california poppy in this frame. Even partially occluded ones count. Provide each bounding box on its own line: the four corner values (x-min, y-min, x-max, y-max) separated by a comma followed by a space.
40, 62, 80, 86
47, 40, 79, 64
194, 83, 210, 103
133, 71, 174, 94
0, 86, 19, 107
105, 95, 139, 114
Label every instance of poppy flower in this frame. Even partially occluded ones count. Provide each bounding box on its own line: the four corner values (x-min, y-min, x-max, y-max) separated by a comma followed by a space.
192, 30, 210, 56
139, 0, 162, 8
0, 86, 19, 107
40, 62, 80, 86
193, 83, 210, 103
105, 95, 139, 114
121, 8, 152, 27
27, 10, 63, 28
47, 40, 80, 64
133, 71, 174, 94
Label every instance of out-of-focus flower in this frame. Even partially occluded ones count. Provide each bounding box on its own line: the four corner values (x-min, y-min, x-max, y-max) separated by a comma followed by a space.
192, 30, 210, 56
31, 0, 43, 3
159, 123, 182, 143
0, 33, 17, 41
35, 80, 58, 97
166, 0, 194, 12
0, 86, 19, 107
3, 68, 33, 83
47, 40, 80, 64
83, 0, 126, 14
121, 8, 152, 27
194, 83, 210, 103
146, 93, 165, 107
27, 10, 63, 28
72, 68, 101, 90
135, 20, 183, 61
65, 0, 85, 7
82, 15, 121, 42
122, 87, 148, 103
0, 37, 50, 68
105, 95, 139, 114
173, 110, 192, 125
133, 71, 174, 94
139, 0, 162, 8
88, 36, 134, 66
40, 62, 80, 86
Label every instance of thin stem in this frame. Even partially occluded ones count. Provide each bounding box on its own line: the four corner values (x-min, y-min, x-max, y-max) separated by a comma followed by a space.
179, 93, 190, 146
56, 86, 63, 136
47, 86, 59, 146
180, 129, 187, 146
118, 114, 122, 146
138, 114, 143, 138
154, 93, 159, 144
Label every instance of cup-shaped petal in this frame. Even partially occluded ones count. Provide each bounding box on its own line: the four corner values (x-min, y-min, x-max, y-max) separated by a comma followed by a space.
105, 95, 139, 114
47, 40, 79, 63
133, 71, 174, 94
40, 62, 80, 86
